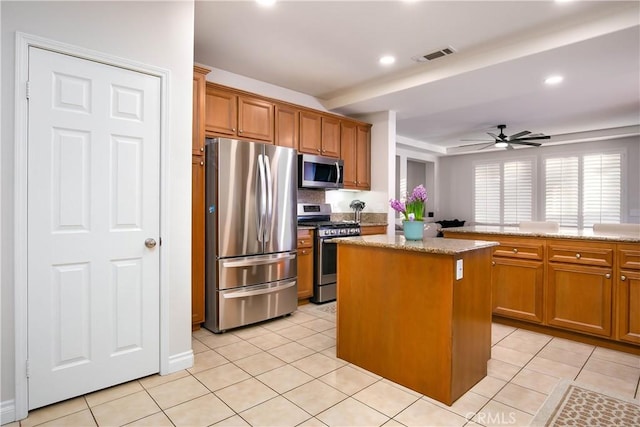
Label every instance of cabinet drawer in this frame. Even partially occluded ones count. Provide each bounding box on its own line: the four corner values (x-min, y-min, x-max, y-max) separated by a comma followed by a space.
297, 229, 313, 248
494, 242, 544, 261
618, 245, 640, 270
548, 243, 613, 267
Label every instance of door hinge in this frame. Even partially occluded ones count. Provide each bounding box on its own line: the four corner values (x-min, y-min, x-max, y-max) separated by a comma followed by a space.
26, 81, 30, 99
159, 237, 162, 246
26, 360, 30, 378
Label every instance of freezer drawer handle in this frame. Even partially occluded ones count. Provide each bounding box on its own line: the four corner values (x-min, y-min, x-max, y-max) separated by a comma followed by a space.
223, 280, 297, 299
222, 253, 296, 268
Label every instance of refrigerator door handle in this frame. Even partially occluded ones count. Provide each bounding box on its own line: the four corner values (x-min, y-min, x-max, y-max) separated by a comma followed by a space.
335, 161, 341, 186
221, 253, 297, 268
222, 280, 297, 299
257, 154, 267, 242
263, 154, 273, 242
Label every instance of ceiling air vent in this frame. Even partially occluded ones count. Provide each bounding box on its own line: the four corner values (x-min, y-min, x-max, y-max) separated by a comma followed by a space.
412, 46, 456, 63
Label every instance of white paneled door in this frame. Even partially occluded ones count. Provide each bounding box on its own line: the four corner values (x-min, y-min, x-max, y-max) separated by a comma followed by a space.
27, 47, 161, 410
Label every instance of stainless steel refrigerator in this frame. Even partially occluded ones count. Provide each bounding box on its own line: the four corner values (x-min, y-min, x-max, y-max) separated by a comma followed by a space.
204, 137, 298, 333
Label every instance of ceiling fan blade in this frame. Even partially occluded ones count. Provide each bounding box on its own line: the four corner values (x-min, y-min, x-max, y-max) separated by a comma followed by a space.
506, 144, 515, 150
514, 135, 550, 141
508, 130, 531, 140
509, 140, 542, 147
478, 142, 497, 150
460, 138, 493, 142
487, 132, 500, 140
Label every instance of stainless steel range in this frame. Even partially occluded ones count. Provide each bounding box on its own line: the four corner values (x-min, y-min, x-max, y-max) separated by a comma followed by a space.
298, 203, 361, 303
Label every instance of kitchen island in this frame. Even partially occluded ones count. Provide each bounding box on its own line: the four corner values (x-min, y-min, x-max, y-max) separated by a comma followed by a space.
333, 235, 498, 405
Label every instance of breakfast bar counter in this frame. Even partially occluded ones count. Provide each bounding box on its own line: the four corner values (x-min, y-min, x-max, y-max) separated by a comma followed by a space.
333, 235, 498, 405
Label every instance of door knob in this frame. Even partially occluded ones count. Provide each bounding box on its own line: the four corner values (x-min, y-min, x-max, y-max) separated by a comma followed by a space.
145, 238, 157, 248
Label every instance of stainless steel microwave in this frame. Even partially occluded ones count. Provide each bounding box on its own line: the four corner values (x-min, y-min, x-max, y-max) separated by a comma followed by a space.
298, 154, 344, 189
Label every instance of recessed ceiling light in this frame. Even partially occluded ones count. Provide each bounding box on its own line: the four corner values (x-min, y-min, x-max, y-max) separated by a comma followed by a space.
545, 75, 564, 85
256, 0, 276, 7
379, 55, 396, 65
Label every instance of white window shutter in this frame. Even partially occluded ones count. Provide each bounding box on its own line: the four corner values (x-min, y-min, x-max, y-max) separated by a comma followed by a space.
545, 156, 579, 227
583, 153, 621, 227
474, 163, 501, 224
504, 160, 533, 224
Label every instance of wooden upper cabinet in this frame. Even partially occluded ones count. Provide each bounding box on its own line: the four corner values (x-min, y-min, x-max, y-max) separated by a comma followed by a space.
355, 125, 371, 189
299, 110, 322, 155
205, 85, 237, 136
237, 95, 274, 142
204, 83, 274, 143
340, 121, 357, 188
275, 104, 298, 148
299, 111, 340, 158
341, 122, 371, 190
321, 116, 340, 158
192, 66, 210, 155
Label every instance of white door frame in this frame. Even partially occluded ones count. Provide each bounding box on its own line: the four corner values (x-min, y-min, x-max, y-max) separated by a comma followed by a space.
14, 32, 171, 420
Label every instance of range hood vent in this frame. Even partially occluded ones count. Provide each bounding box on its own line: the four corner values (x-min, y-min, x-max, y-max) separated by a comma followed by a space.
412, 46, 456, 62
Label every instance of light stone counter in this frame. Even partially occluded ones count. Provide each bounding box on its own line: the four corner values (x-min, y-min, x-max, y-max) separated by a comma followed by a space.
444, 225, 640, 243
332, 234, 498, 255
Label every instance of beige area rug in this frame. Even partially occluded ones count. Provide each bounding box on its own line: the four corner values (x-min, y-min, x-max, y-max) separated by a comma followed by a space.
312, 301, 337, 314
530, 380, 640, 426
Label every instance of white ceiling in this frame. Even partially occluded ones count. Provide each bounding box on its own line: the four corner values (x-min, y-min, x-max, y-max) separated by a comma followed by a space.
194, 0, 640, 154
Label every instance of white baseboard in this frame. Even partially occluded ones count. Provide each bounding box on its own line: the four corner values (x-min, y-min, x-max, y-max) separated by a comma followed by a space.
163, 350, 193, 375
1, 399, 16, 425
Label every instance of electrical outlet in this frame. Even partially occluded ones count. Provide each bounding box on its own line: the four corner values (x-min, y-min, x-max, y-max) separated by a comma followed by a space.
456, 259, 463, 280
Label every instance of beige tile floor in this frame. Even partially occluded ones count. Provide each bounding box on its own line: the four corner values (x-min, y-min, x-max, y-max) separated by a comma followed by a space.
9, 303, 640, 427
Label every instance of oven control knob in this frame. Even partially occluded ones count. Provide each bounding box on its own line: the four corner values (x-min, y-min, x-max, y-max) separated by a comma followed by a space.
331, 229, 337, 235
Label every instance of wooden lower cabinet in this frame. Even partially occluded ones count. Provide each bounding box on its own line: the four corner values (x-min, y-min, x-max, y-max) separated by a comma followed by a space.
297, 229, 314, 300
492, 257, 544, 323
617, 269, 640, 344
547, 263, 613, 337
191, 155, 206, 327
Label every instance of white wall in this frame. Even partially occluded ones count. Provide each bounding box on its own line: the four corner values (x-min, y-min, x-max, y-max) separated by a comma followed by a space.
1, 1, 194, 420
437, 136, 640, 224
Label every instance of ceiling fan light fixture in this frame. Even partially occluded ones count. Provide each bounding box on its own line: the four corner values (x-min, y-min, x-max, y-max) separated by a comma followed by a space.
256, 0, 276, 7
495, 141, 509, 148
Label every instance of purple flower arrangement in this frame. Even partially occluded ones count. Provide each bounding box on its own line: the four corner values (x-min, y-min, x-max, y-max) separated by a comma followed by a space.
389, 184, 428, 221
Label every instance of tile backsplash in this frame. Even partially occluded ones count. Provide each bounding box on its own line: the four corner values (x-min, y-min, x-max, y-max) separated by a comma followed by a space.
297, 189, 325, 204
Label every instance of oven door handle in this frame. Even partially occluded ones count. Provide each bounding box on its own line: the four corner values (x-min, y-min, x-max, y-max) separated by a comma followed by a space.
222, 280, 296, 299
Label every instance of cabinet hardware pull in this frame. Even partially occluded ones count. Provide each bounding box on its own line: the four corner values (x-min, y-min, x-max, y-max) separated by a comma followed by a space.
575, 253, 581, 259
200, 161, 204, 166
621, 275, 627, 281
491, 261, 495, 266
605, 273, 611, 279
513, 248, 518, 253
232, 128, 236, 132
200, 147, 204, 152
239, 129, 243, 133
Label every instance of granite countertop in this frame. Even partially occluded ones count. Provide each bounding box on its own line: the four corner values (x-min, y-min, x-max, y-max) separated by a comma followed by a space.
332, 234, 498, 255
443, 225, 640, 243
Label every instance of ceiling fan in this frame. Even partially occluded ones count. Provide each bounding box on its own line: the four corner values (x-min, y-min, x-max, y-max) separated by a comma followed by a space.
461, 124, 550, 150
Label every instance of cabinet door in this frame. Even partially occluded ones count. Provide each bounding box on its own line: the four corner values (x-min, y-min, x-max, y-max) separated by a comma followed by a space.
299, 110, 322, 154
192, 67, 208, 155
238, 95, 274, 142
275, 104, 298, 148
340, 121, 357, 188
360, 225, 387, 236
297, 248, 314, 299
192, 155, 206, 326
205, 86, 237, 136
321, 116, 340, 158
492, 257, 544, 323
355, 125, 371, 189
616, 269, 640, 344
547, 263, 612, 337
